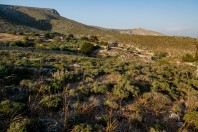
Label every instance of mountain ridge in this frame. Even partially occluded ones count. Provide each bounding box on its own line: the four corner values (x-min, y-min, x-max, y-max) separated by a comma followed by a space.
0, 4, 165, 36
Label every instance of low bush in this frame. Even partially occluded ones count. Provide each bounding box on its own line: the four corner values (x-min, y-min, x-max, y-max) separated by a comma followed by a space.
99, 41, 108, 46
39, 95, 62, 111
0, 100, 26, 117
20, 79, 35, 91
9, 41, 24, 47
48, 43, 60, 50
89, 35, 99, 43
72, 123, 93, 132
34, 38, 43, 43
44, 32, 55, 39
80, 42, 94, 54
183, 111, 198, 129
182, 53, 195, 62
22, 36, 29, 41
7, 30, 16, 35
151, 51, 168, 60
104, 100, 118, 109
8, 117, 30, 132
80, 36, 89, 41
91, 83, 109, 94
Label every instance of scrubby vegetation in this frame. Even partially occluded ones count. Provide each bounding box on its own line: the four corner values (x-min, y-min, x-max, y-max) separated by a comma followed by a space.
0, 4, 198, 131
182, 52, 198, 62
80, 42, 94, 54
1, 32, 102, 55
0, 31, 198, 131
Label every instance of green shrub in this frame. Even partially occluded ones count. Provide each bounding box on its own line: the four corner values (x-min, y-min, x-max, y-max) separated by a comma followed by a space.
113, 87, 129, 100
77, 86, 91, 100
44, 32, 55, 39
69, 89, 77, 96
8, 117, 30, 132
68, 34, 74, 38
125, 85, 140, 98
104, 100, 118, 109
182, 53, 195, 62
112, 75, 132, 100
9, 41, 24, 47
183, 111, 198, 129
34, 38, 43, 43
72, 123, 93, 132
35, 43, 45, 49
20, 79, 35, 90
99, 41, 108, 46
48, 43, 60, 50
7, 30, 16, 35
154, 51, 168, 59
0, 65, 32, 85
0, 100, 26, 117
80, 42, 94, 54
91, 83, 109, 94
80, 36, 89, 41
30, 32, 39, 36
39, 95, 62, 111
22, 36, 29, 41
194, 52, 198, 61
89, 35, 99, 43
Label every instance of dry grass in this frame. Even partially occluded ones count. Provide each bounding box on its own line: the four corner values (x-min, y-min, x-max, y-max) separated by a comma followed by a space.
0, 33, 23, 43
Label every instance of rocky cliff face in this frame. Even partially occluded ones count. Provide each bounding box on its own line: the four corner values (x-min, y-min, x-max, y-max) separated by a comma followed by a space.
0, 4, 61, 31
0, 4, 60, 19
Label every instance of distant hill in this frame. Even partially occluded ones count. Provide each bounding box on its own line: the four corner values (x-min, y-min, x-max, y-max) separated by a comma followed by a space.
115, 28, 165, 36
0, 4, 165, 36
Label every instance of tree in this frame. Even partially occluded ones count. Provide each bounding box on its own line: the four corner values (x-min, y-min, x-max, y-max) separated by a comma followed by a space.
80, 42, 94, 54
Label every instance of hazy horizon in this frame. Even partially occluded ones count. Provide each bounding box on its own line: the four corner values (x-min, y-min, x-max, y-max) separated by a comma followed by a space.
0, 0, 198, 37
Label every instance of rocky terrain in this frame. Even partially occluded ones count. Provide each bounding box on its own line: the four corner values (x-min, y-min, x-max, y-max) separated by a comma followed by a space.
0, 4, 198, 132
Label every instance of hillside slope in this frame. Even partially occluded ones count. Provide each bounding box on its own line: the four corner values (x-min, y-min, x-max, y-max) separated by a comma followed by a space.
0, 4, 116, 36
1, 4, 197, 56
118, 28, 165, 36
0, 4, 165, 36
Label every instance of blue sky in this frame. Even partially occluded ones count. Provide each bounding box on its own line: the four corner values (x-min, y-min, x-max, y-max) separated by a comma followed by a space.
0, 0, 198, 37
